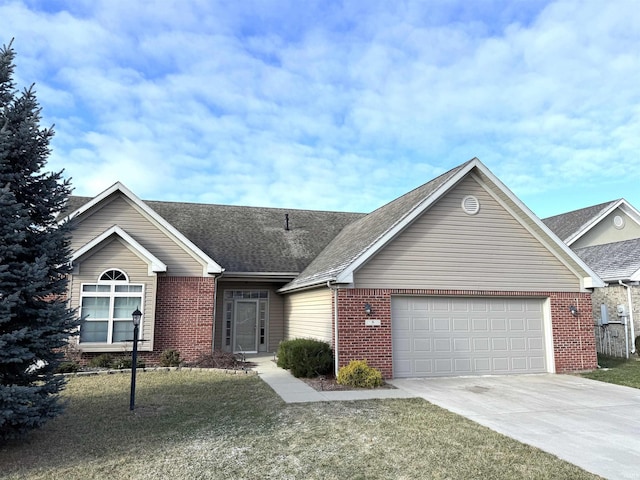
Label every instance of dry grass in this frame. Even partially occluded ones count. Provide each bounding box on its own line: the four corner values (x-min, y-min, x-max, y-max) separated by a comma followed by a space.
0, 370, 599, 480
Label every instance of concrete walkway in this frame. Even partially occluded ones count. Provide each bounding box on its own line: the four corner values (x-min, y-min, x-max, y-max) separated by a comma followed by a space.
251, 355, 415, 403
391, 374, 640, 480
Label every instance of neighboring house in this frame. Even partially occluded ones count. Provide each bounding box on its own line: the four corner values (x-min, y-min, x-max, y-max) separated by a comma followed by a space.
543, 200, 640, 358
62, 158, 603, 378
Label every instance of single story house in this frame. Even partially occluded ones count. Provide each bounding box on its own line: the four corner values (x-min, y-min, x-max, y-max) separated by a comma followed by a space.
543, 200, 640, 358
62, 158, 603, 378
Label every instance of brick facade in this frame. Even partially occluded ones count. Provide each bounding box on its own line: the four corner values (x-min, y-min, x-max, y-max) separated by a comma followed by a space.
150, 276, 216, 363
334, 289, 597, 379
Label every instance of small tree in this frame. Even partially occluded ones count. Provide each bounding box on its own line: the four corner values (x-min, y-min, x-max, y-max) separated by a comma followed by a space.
0, 40, 77, 440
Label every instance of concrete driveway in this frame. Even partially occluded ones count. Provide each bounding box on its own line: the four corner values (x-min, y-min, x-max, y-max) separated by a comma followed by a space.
390, 374, 640, 480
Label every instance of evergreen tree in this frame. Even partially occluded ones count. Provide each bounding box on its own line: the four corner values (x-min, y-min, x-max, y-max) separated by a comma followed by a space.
0, 40, 77, 441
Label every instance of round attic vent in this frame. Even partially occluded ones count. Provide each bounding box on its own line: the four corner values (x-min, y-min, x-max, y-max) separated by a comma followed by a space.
461, 195, 480, 215
613, 215, 625, 229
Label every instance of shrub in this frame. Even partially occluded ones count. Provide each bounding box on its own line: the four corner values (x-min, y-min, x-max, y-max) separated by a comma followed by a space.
88, 354, 114, 368
189, 350, 243, 369
112, 357, 146, 369
277, 338, 333, 378
160, 349, 181, 367
337, 360, 383, 388
54, 361, 80, 374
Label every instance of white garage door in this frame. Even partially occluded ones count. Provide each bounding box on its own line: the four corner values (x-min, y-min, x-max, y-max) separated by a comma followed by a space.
392, 297, 548, 378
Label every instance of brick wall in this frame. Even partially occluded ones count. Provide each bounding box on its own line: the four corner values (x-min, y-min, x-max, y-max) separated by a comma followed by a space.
151, 276, 216, 363
335, 289, 597, 379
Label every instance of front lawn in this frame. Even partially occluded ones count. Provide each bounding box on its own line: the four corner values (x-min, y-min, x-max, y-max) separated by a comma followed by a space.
0, 370, 598, 479
581, 355, 640, 389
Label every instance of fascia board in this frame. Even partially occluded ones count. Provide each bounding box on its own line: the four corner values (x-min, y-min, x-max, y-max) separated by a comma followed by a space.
63, 182, 223, 275
72, 226, 167, 275
473, 168, 606, 289
335, 158, 480, 284
618, 200, 640, 226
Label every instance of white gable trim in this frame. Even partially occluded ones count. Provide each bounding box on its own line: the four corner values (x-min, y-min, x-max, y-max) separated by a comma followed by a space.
63, 182, 223, 275
566, 199, 640, 247
335, 158, 604, 289
72, 226, 167, 276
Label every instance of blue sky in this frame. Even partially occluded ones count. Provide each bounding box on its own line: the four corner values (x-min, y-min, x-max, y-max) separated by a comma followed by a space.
1, 0, 639, 218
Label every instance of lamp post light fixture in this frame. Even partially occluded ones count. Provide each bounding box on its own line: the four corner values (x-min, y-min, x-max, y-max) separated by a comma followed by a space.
129, 308, 142, 411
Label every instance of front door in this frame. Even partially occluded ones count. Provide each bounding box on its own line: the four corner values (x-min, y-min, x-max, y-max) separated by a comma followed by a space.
233, 300, 259, 353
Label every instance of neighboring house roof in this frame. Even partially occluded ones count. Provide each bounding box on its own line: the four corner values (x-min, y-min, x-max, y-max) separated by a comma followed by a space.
574, 238, 640, 282
64, 191, 365, 276
281, 158, 604, 292
542, 199, 640, 246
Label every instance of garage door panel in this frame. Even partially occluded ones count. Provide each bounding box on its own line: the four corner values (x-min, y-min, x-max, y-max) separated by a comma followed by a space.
453, 338, 471, 351
392, 297, 547, 377
490, 318, 507, 330
433, 318, 450, 331
414, 338, 431, 353
510, 318, 525, 330
413, 317, 430, 330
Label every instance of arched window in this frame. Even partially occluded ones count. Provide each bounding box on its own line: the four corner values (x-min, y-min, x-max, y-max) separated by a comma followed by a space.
99, 269, 128, 281
79, 269, 144, 344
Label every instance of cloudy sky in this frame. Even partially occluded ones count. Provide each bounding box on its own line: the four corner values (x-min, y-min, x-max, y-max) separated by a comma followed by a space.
1, 0, 638, 218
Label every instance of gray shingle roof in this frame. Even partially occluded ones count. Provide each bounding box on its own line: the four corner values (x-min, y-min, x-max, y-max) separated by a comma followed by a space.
542, 200, 619, 243
574, 238, 640, 281
281, 160, 473, 290
64, 196, 364, 274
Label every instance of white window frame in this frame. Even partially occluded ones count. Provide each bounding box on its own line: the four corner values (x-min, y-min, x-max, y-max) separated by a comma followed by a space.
79, 269, 144, 344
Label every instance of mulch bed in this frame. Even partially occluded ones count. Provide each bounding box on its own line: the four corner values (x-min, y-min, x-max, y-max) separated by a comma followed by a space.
301, 374, 396, 391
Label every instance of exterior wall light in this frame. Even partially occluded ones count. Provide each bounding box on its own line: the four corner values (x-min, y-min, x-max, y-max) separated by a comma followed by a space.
364, 303, 372, 316
569, 305, 579, 317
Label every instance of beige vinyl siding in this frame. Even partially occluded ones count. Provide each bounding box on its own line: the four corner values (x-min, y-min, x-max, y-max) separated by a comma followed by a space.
284, 288, 333, 343
571, 208, 640, 249
355, 176, 580, 292
214, 281, 286, 352
71, 194, 205, 276
71, 237, 156, 352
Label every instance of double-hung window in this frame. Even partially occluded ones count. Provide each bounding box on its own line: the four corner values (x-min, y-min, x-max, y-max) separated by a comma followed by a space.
79, 269, 144, 344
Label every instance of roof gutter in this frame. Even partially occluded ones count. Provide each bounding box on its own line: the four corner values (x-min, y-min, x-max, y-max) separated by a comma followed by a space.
618, 280, 636, 354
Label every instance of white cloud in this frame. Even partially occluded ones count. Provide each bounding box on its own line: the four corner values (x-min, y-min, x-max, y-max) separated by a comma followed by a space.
1, 0, 639, 218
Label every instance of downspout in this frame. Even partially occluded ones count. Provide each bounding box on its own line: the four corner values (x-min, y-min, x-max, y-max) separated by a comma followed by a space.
619, 280, 636, 355
327, 280, 340, 376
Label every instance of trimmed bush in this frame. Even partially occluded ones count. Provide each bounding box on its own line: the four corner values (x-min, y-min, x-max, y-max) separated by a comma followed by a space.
337, 360, 383, 388
160, 349, 181, 367
112, 357, 146, 369
88, 354, 114, 368
54, 361, 80, 374
277, 338, 333, 378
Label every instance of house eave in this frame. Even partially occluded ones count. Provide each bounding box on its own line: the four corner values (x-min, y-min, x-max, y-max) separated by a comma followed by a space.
222, 271, 299, 282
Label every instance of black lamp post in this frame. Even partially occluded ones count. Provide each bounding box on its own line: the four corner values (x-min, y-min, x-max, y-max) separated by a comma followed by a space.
129, 308, 142, 411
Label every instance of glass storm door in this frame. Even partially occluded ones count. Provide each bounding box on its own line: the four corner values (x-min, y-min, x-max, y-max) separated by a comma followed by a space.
233, 300, 259, 353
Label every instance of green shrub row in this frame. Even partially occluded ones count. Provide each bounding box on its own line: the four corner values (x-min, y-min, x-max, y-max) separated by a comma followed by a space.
277, 338, 333, 378
87, 353, 146, 370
